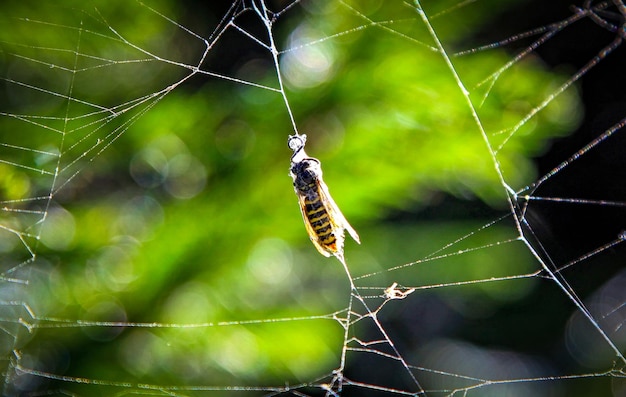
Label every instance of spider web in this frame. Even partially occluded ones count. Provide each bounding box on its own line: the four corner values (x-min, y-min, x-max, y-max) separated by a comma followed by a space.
0, 0, 625, 396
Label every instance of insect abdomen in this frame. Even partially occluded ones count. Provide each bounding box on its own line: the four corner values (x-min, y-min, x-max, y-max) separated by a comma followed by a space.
304, 194, 337, 251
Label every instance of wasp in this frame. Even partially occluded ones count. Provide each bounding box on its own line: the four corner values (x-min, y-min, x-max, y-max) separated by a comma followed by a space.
288, 134, 360, 262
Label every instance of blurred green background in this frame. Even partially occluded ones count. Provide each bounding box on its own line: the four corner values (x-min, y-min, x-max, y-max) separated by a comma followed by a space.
3, 0, 621, 396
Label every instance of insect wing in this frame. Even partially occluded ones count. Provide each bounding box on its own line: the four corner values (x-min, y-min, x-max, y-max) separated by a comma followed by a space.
315, 175, 360, 245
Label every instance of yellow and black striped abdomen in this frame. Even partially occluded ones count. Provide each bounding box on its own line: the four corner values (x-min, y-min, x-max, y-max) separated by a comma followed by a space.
304, 193, 337, 251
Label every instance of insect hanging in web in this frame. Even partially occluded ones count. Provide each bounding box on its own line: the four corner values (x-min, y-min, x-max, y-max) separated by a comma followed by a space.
288, 134, 360, 264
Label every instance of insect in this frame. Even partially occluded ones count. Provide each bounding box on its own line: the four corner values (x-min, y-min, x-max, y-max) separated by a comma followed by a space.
288, 134, 360, 263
